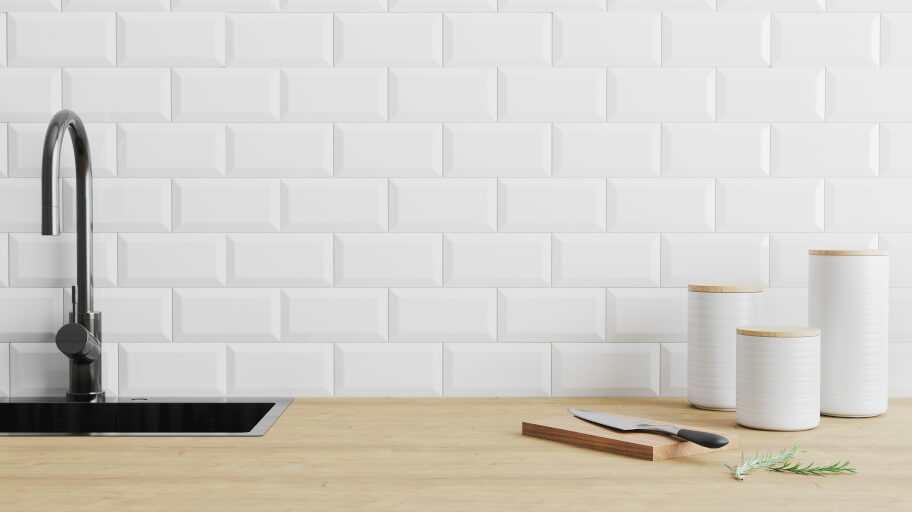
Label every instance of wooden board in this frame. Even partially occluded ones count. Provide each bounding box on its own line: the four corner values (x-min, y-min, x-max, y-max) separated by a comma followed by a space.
522, 414, 739, 461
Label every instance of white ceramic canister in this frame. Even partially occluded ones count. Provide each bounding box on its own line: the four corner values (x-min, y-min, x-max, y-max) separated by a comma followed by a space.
808, 249, 889, 417
736, 326, 821, 431
687, 283, 763, 411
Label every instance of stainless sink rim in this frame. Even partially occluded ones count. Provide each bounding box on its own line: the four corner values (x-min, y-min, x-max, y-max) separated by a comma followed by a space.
0, 397, 293, 437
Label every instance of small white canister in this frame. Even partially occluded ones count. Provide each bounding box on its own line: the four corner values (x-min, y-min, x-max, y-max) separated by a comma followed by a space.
736, 326, 821, 431
687, 283, 762, 411
809, 249, 889, 417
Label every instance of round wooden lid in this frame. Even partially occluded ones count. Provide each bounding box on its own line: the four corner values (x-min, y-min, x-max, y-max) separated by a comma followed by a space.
688, 283, 763, 293
809, 249, 887, 256
736, 326, 821, 338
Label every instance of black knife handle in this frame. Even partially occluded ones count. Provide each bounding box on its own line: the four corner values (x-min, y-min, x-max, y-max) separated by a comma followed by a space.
676, 429, 729, 449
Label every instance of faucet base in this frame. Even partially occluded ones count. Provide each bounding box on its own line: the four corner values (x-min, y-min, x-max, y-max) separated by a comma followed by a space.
66, 391, 105, 403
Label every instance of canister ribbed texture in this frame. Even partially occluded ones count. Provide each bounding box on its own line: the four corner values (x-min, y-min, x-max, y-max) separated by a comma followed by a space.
687, 290, 760, 411
809, 254, 889, 417
736, 334, 820, 431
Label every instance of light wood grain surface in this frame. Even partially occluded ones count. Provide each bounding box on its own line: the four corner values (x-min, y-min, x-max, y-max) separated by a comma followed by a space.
0, 398, 907, 511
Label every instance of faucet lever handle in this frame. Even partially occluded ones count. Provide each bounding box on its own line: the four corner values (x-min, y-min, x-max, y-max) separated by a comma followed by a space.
70, 285, 77, 323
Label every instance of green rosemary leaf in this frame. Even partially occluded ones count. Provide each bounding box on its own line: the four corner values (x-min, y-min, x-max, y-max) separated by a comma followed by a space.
725, 443, 857, 480
768, 459, 857, 476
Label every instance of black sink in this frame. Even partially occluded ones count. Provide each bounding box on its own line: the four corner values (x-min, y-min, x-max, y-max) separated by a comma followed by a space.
0, 399, 291, 436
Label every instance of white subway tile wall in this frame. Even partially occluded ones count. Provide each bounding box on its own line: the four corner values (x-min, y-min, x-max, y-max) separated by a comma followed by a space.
1, 3, 911, 399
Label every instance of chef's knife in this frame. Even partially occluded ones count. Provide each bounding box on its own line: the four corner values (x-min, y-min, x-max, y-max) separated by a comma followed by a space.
568, 408, 729, 449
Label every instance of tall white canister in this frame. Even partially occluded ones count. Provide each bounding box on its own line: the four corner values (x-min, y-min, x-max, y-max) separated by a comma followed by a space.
809, 249, 889, 417
687, 283, 763, 411
736, 326, 821, 431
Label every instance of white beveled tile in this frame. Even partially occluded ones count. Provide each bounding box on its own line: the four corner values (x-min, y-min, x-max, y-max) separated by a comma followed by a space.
392, 0, 496, 11
772, 124, 877, 177
64, 0, 169, 10
881, 124, 912, 177
0, 179, 40, 232
335, 124, 442, 177
607, 68, 714, 122
117, 13, 224, 66
552, 343, 660, 398
390, 179, 496, 232
0, 69, 62, 122
883, 14, 912, 67
772, 13, 879, 67
498, 288, 606, 342
335, 13, 442, 67
0, 124, 6, 177
10, 233, 117, 288
501, 0, 605, 10
335, 234, 442, 287
63, 178, 171, 233
826, 179, 912, 232
717, 178, 824, 232
228, 234, 332, 287
173, 288, 280, 342
281, 179, 387, 232
174, 0, 279, 11
662, 124, 769, 178
661, 233, 769, 287
759, 287, 808, 326
499, 68, 607, 122
771, 233, 878, 287
9, 122, 116, 178
9, 13, 115, 66
444, 343, 550, 397
443, 13, 550, 66
228, 343, 333, 397
10, 343, 67, 397
660, 343, 687, 398
173, 178, 280, 232
606, 0, 714, 9
889, 343, 912, 397
880, 234, 912, 287
663, 13, 770, 66
890, 289, 912, 341
0, 289, 62, 342
553, 124, 660, 178
282, 0, 385, 11
391, 289, 496, 342
63, 68, 169, 122
553, 234, 660, 287
717, 0, 823, 10
826, 70, 912, 122
118, 124, 224, 178
554, 13, 660, 66
227, 13, 331, 67
118, 233, 226, 287
173, 68, 279, 122
0, 0, 61, 11
64, 288, 171, 343
607, 178, 714, 232
119, 343, 226, 398
335, 343, 442, 397
390, 69, 496, 122
718, 69, 824, 122
0, 344, 8, 396
444, 234, 549, 287
283, 288, 387, 342
0, 236, 7, 287
444, 124, 550, 178
499, 179, 607, 232
227, 124, 331, 177
606, 288, 687, 342
281, 69, 387, 122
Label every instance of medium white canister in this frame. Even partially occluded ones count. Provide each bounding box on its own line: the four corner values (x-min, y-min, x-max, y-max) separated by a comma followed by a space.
687, 283, 762, 411
736, 326, 821, 431
808, 249, 889, 417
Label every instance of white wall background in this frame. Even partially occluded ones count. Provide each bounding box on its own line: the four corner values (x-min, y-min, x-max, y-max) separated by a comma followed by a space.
0, 0, 910, 399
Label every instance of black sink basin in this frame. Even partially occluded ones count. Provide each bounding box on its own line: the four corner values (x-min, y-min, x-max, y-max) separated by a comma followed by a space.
0, 398, 291, 436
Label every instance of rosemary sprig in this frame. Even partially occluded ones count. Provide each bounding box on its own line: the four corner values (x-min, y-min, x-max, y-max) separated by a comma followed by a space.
724, 443, 857, 481
724, 443, 802, 480
768, 459, 857, 476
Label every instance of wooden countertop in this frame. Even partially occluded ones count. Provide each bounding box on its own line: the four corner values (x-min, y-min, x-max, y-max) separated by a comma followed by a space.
1, 398, 908, 511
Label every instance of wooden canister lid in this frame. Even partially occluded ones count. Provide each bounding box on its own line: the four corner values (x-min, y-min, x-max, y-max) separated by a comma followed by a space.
808, 249, 887, 256
736, 326, 821, 338
688, 283, 763, 293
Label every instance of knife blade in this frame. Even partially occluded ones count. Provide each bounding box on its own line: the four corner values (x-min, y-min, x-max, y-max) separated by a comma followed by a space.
568, 408, 729, 449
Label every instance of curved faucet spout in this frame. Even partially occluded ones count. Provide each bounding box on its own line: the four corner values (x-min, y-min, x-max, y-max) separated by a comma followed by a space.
41, 109, 94, 315
41, 109, 102, 402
